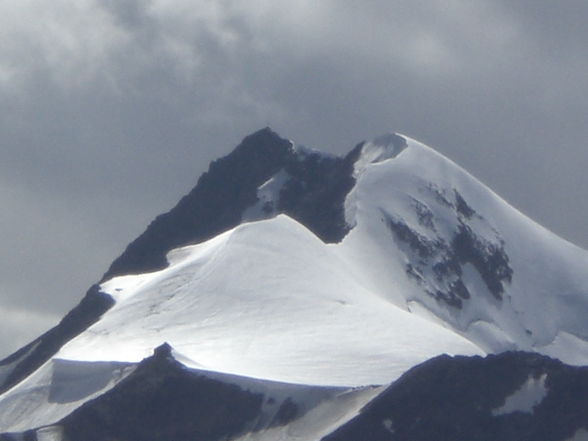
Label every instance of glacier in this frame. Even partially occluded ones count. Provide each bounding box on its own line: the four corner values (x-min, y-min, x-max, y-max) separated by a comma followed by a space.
1, 128, 588, 439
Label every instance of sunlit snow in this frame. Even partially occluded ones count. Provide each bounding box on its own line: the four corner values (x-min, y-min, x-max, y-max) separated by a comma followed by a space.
341, 135, 588, 361
58, 214, 482, 387
3, 132, 588, 434
0, 359, 135, 432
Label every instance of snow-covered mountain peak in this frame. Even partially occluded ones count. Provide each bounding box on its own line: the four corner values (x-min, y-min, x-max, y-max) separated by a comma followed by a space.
342, 133, 588, 362
3, 128, 588, 439
90, 129, 588, 373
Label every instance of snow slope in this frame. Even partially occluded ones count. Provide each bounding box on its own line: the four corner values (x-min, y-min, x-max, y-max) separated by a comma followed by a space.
339, 135, 588, 361
2, 131, 588, 435
0, 358, 134, 432
56, 214, 482, 387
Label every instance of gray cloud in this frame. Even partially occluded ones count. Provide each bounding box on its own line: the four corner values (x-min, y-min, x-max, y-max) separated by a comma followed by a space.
1, 0, 587, 357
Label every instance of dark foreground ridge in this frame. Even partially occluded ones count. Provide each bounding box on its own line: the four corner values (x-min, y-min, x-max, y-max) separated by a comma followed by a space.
3, 351, 588, 441
0, 127, 362, 394
57, 344, 271, 441
324, 352, 588, 441
1, 343, 357, 441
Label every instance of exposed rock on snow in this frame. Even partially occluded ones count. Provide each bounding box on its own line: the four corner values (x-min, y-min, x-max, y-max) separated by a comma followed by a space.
2, 129, 588, 439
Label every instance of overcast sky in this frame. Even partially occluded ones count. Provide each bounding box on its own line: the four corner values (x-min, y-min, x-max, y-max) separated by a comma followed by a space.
1, 0, 587, 358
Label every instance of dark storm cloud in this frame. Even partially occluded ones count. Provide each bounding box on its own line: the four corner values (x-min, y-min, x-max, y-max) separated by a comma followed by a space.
1, 0, 587, 356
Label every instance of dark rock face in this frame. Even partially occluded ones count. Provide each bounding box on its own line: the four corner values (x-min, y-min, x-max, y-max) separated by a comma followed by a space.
0, 285, 114, 394
56, 346, 269, 441
0, 432, 34, 441
324, 352, 588, 441
103, 128, 295, 280
103, 128, 361, 281
277, 143, 362, 244
454, 189, 476, 219
34, 343, 350, 441
388, 186, 512, 309
452, 223, 512, 299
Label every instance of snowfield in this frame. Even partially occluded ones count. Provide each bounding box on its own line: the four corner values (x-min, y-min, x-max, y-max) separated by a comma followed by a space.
2, 132, 588, 435
58, 213, 483, 386
340, 136, 588, 359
